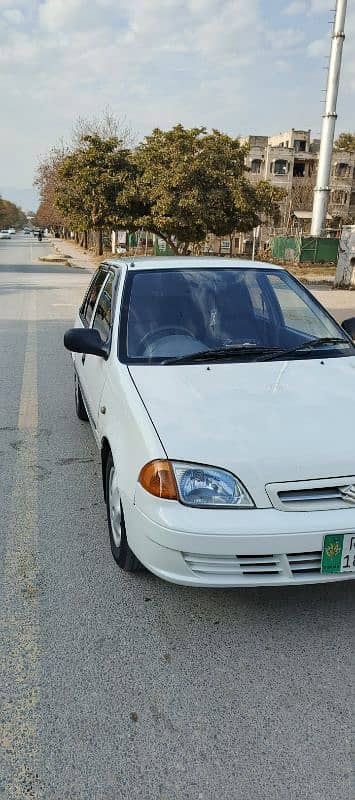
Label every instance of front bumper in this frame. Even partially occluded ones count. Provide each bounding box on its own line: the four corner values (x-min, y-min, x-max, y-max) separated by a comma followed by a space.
122, 486, 355, 587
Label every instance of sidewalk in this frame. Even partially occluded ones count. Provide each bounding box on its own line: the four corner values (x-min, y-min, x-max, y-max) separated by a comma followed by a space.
50, 238, 102, 272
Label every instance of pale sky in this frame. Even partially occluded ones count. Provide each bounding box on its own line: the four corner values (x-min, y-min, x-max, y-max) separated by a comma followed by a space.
1, 0, 354, 209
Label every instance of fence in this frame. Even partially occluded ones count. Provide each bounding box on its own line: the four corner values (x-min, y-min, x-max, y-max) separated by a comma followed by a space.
271, 236, 339, 264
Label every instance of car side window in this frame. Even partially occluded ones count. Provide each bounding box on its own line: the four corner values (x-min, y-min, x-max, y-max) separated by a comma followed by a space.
92, 272, 115, 342
80, 269, 108, 327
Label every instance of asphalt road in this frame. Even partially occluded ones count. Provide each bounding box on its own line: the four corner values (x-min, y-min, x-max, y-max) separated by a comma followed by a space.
0, 236, 354, 800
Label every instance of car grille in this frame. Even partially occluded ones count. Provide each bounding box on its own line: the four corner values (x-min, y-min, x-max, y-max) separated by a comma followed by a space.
183, 551, 323, 583
266, 477, 355, 512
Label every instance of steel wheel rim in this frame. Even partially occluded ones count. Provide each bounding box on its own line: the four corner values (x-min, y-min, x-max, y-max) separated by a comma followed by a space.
109, 466, 121, 548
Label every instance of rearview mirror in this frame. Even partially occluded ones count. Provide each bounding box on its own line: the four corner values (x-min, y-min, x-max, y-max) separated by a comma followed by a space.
341, 316, 355, 342
64, 328, 109, 359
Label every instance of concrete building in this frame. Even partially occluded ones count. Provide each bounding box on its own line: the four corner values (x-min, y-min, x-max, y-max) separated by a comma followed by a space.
241, 128, 355, 231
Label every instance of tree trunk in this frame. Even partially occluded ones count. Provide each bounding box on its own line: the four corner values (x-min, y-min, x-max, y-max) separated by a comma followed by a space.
156, 231, 179, 254
94, 229, 103, 256
229, 233, 233, 258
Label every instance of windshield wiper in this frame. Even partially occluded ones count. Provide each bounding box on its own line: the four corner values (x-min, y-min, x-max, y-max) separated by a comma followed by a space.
259, 336, 352, 362
162, 344, 283, 365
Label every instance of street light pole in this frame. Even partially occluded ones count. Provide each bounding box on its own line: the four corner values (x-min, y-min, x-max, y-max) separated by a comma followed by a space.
310, 0, 347, 237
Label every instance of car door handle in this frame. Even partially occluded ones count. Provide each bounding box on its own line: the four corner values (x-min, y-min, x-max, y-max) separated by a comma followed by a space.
82, 353, 86, 365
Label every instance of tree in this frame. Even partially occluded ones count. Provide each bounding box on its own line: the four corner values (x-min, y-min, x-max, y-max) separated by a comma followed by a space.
54, 134, 137, 255
134, 125, 257, 253
34, 143, 69, 232
34, 113, 136, 246
134, 125, 286, 253
0, 196, 27, 228
334, 132, 355, 153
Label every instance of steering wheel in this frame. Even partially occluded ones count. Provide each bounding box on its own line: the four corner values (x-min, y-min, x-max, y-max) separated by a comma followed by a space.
137, 325, 196, 356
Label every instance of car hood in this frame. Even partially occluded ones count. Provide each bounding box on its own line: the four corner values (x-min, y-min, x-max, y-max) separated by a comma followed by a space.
130, 357, 355, 506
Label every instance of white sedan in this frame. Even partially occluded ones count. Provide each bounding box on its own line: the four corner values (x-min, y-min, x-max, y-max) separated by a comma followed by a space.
0, 230, 12, 239
64, 257, 355, 587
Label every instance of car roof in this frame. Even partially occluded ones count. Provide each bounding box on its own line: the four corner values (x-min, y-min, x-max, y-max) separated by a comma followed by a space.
102, 256, 284, 271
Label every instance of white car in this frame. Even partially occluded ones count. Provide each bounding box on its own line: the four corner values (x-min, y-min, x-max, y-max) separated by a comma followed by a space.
64, 258, 355, 587
8, 227, 16, 235
0, 229, 12, 239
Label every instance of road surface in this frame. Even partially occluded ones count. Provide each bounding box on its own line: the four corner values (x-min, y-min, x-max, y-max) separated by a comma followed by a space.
0, 235, 354, 800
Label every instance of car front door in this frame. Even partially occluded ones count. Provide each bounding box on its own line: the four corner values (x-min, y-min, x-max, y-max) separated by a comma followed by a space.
79, 270, 117, 438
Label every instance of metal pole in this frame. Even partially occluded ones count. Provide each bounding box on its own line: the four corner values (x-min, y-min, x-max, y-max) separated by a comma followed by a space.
311, 0, 347, 237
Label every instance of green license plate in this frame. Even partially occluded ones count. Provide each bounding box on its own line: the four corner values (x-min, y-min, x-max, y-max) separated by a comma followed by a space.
321, 534, 355, 574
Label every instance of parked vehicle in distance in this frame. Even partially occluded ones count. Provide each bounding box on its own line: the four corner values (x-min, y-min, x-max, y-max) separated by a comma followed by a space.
7, 227, 16, 235
0, 230, 12, 239
64, 257, 355, 588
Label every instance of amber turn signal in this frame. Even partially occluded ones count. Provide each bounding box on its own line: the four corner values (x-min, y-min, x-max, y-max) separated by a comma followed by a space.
139, 460, 178, 500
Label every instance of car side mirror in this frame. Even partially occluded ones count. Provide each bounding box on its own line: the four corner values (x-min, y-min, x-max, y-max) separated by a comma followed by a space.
341, 316, 355, 342
64, 328, 109, 359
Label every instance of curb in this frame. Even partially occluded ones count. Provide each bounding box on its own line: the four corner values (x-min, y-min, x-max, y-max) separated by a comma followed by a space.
50, 242, 84, 269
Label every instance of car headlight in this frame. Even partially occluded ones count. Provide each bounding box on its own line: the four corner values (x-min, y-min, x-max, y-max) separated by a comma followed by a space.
172, 462, 254, 508
139, 460, 254, 508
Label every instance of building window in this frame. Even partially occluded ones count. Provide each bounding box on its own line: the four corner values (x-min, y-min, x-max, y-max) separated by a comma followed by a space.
350, 191, 355, 207
294, 140, 306, 153
273, 159, 288, 175
251, 158, 262, 174
293, 162, 305, 177
335, 162, 349, 178
331, 189, 348, 205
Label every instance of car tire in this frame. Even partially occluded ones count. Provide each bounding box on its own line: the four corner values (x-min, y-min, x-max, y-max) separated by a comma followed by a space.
74, 373, 88, 421
106, 452, 141, 572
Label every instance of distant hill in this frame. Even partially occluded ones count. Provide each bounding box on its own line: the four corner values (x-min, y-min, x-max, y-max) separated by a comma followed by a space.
0, 187, 39, 213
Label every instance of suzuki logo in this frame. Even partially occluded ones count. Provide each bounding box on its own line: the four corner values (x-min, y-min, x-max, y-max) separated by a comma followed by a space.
339, 485, 355, 505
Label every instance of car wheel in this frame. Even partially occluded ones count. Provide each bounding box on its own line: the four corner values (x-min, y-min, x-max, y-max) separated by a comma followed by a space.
74, 373, 88, 421
106, 453, 141, 571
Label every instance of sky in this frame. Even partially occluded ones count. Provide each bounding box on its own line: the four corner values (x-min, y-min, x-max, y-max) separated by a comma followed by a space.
0, 0, 354, 210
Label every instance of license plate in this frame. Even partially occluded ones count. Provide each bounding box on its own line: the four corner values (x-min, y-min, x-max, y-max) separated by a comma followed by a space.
321, 534, 355, 574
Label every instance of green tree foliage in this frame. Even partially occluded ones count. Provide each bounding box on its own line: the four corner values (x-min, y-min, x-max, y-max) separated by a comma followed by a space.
134, 125, 211, 253
0, 196, 27, 228
135, 125, 252, 253
254, 181, 286, 226
334, 132, 355, 153
134, 125, 285, 252
55, 134, 136, 254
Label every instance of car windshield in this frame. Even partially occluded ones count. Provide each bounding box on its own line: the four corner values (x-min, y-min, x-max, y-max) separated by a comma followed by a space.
119, 267, 351, 364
